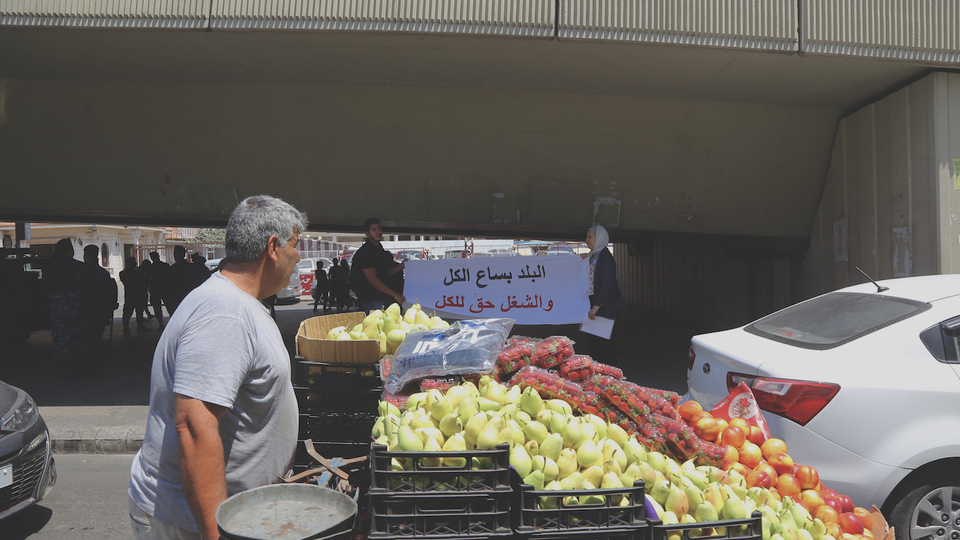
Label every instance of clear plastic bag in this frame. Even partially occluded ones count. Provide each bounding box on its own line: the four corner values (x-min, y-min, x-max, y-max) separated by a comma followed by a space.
384, 318, 514, 393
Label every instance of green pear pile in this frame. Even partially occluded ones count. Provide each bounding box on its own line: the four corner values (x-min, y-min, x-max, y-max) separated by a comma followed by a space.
373, 378, 839, 539
325, 302, 450, 357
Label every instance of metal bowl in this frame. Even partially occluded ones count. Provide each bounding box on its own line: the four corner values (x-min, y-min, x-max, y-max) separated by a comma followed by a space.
216, 483, 358, 540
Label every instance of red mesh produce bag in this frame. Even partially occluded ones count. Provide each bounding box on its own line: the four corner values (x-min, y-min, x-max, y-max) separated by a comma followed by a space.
710, 381, 772, 441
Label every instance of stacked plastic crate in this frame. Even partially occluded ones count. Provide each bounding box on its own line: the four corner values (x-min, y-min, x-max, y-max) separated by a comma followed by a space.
294, 360, 382, 467
368, 443, 514, 540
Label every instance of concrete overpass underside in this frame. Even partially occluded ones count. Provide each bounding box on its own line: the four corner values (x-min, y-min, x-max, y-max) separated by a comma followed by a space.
2, 1, 958, 326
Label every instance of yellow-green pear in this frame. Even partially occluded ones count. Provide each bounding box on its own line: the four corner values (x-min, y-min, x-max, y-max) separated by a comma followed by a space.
580, 420, 597, 444
403, 307, 418, 324
429, 316, 449, 329
601, 471, 624, 489
704, 483, 725, 513
539, 456, 559, 482
556, 448, 578, 479
458, 397, 479, 423
397, 425, 423, 452
582, 465, 605, 488
519, 386, 543, 416
415, 426, 444, 447
645, 451, 668, 474
585, 414, 607, 439
477, 397, 500, 412
548, 413, 568, 434
722, 492, 747, 520
385, 302, 402, 321
539, 433, 563, 462
523, 420, 549, 445
604, 456, 623, 477
377, 329, 387, 356
576, 438, 600, 468
665, 484, 690, 517
546, 399, 573, 415
499, 425, 525, 447
421, 437, 443, 467
685, 484, 705, 509
409, 412, 435, 430
511, 444, 533, 478
464, 412, 488, 447
497, 403, 518, 421
578, 480, 605, 505
637, 460, 658, 487
696, 500, 720, 523
325, 326, 346, 339
363, 310, 383, 327
514, 411, 532, 426
607, 423, 629, 448
378, 400, 401, 417
650, 478, 672, 505
620, 463, 641, 487
560, 471, 582, 490
348, 330, 364, 340
442, 432, 467, 467
406, 392, 428, 411
430, 396, 454, 422
624, 437, 647, 465
363, 323, 380, 339
398, 320, 412, 332
524, 439, 539, 457
476, 418, 502, 450
540, 481, 562, 509
444, 385, 470, 408
504, 385, 522, 405
336, 332, 351, 341
382, 315, 398, 334
439, 413, 463, 438
561, 420, 584, 449
415, 309, 432, 327
523, 469, 545, 491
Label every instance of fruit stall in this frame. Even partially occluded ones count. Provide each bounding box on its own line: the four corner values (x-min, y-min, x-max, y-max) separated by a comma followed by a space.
217, 304, 894, 540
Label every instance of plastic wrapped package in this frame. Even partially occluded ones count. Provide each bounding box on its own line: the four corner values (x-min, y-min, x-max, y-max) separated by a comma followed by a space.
557, 355, 594, 382
419, 376, 459, 392
645, 413, 704, 462
381, 389, 410, 411
461, 370, 500, 385
583, 375, 652, 425
506, 335, 537, 346
385, 318, 514, 394
587, 375, 679, 421
636, 423, 668, 453
379, 355, 393, 381
641, 386, 681, 407
532, 336, 576, 369
591, 362, 623, 379
688, 439, 727, 468
497, 340, 538, 377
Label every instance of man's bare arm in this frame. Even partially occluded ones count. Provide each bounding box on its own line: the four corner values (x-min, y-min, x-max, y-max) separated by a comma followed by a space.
176, 395, 228, 540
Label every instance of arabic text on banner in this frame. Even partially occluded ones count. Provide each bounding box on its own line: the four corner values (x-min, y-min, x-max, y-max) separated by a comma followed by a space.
403, 255, 590, 325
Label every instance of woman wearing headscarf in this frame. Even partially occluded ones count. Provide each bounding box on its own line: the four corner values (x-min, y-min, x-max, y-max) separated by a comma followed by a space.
583, 225, 627, 366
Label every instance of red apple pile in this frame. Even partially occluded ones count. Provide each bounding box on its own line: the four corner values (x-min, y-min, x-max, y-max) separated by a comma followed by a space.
678, 401, 878, 539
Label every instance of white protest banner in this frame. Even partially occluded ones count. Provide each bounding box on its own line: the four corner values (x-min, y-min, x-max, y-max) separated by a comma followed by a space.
403, 255, 590, 325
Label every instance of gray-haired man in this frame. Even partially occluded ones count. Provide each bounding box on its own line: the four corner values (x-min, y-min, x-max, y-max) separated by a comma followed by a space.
128, 195, 307, 540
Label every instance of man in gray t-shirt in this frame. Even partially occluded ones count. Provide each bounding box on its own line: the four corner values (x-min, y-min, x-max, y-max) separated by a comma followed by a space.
129, 196, 307, 540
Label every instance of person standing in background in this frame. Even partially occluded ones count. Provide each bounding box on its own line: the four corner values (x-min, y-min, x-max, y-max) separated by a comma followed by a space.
120, 256, 150, 334
46, 238, 85, 378
350, 217, 405, 313
582, 225, 627, 366
145, 252, 168, 328
79, 244, 118, 365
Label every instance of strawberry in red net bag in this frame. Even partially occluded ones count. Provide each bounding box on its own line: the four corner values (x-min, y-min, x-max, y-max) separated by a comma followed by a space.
709, 382, 772, 441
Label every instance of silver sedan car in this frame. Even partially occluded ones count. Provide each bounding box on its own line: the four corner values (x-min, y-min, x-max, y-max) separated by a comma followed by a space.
0, 380, 56, 520
685, 275, 960, 540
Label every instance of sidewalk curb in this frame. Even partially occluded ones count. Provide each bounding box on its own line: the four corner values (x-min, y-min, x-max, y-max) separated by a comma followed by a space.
51, 427, 144, 454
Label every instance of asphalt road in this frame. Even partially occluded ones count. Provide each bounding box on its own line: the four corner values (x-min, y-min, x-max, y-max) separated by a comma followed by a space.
4, 453, 135, 540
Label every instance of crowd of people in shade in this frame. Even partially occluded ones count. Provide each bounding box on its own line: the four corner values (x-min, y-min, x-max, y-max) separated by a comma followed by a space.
118, 245, 213, 334
311, 257, 354, 313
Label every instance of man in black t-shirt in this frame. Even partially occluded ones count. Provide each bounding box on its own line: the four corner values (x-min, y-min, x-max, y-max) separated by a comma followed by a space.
350, 217, 406, 313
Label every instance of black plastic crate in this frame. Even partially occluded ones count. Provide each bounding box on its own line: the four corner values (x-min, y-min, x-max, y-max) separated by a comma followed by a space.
512, 473, 647, 539
369, 490, 512, 539
648, 511, 763, 540
295, 385, 381, 415
369, 443, 511, 494
295, 358, 382, 390
299, 412, 378, 444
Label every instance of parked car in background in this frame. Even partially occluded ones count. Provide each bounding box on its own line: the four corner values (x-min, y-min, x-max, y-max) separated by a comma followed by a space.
296, 257, 333, 297
685, 275, 960, 539
394, 249, 426, 261
0, 379, 56, 520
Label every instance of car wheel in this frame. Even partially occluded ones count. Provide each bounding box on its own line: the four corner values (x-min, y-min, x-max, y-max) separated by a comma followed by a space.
890, 475, 960, 540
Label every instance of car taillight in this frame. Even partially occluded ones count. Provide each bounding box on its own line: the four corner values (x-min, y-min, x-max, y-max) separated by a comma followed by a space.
727, 373, 840, 426
687, 346, 696, 371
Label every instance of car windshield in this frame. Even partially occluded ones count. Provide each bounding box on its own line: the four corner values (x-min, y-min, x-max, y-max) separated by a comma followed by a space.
298, 260, 315, 268
745, 292, 929, 350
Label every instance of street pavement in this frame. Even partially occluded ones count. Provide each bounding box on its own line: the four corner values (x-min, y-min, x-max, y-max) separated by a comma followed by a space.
2, 298, 701, 455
